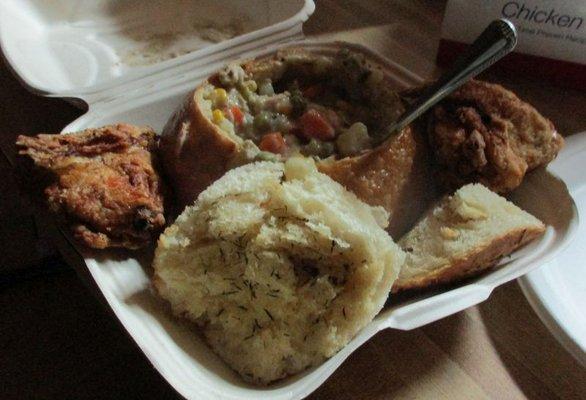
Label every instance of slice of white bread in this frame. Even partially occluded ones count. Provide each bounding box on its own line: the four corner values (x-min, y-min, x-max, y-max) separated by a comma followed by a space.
392, 183, 545, 292
153, 157, 405, 384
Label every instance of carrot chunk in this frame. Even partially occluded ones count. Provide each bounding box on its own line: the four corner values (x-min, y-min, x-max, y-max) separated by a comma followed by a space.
231, 106, 244, 125
299, 109, 335, 141
259, 132, 287, 154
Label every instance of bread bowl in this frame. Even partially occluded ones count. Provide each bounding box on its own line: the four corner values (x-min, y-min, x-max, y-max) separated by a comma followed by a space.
160, 44, 436, 237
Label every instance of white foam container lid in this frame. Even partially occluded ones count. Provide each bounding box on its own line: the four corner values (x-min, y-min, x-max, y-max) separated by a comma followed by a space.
1, 2, 580, 399
0, 0, 314, 103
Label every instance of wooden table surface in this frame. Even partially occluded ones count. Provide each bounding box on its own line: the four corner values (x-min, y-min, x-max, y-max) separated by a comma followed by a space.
1, 1, 585, 399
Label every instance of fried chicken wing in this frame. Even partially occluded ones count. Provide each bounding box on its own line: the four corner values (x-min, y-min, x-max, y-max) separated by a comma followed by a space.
16, 124, 166, 249
427, 80, 564, 193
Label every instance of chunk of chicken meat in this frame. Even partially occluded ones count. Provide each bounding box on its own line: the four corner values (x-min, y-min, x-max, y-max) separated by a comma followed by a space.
427, 80, 563, 193
16, 124, 166, 249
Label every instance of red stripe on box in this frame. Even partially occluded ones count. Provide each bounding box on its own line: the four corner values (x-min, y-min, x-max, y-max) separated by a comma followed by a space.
437, 39, 586, 91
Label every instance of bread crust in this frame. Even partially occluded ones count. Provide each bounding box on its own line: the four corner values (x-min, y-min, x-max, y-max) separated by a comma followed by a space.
318, 125, 436, 238
160, 90, 239, 212
392, 225, 544, 292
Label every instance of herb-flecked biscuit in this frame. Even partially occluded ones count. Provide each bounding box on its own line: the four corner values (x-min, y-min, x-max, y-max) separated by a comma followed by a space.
153, 158, 405, 384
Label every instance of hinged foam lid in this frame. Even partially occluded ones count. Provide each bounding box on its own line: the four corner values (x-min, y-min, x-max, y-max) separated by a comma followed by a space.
0, 0, 314, 103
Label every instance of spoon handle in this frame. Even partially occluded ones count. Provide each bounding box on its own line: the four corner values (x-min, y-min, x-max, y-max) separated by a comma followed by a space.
383, 19, 517, 140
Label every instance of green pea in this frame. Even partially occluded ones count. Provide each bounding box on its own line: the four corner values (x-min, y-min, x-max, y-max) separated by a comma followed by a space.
302, 139, 335, 158
253, 112, 273, 132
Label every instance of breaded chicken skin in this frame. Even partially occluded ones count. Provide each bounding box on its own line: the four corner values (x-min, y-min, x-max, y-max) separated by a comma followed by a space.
17, 124, 165, 249
428, 80, 563, 193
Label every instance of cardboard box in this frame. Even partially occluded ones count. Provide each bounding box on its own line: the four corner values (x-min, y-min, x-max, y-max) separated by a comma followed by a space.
438, 1, 586, 89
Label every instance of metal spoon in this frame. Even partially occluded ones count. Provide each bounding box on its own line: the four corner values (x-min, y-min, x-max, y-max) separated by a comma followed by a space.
380, 18, 517, 142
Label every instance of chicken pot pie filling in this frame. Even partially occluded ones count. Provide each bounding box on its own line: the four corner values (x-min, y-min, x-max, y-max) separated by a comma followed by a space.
202, 50, 404, 159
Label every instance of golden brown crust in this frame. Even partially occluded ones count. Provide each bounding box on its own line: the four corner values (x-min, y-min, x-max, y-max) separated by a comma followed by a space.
16, 124, 166, 249
448, 80, 563, 169
427, 80, 564, 193
160, 90, 239, 212
318, 126, 437, 238
391, 225, 545, 292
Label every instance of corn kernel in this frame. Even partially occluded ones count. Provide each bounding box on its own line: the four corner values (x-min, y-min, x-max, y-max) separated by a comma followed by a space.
243, 80, 257, 92
213, 88, 228, 105
212, 109, 224, 124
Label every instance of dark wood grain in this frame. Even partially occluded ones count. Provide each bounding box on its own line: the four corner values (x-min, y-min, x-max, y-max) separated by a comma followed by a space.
1, 1, 585, 399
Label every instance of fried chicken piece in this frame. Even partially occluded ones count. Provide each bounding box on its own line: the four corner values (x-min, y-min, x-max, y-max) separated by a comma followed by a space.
16, 124, 166, 249
428, 80, 564, 193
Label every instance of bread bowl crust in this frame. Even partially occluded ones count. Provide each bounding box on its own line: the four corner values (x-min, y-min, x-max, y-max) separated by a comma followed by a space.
160, 49, 437, 233
160, 89, 239, 212
318, 125, 436, 238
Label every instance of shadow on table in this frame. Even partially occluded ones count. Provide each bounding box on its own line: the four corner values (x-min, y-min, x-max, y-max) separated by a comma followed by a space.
309, 312, 466, 399
478, 284, 586, 400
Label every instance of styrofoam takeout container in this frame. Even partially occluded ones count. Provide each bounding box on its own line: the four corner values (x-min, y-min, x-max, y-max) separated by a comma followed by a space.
1, 1, 580, 399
